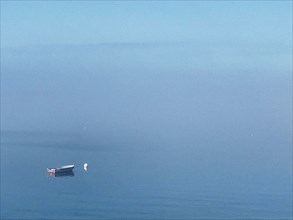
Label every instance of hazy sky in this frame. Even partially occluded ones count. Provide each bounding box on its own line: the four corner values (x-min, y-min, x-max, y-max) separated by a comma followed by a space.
1, 1, 292, 136
1, 1, 292, 47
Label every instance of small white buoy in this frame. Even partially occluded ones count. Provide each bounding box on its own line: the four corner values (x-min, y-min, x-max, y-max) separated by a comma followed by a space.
83, 163, 88, 171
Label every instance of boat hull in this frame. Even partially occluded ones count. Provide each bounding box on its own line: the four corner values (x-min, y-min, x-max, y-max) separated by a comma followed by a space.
47, 165, 74, 174
55, 167, 74, 173
55, 171, 74, 177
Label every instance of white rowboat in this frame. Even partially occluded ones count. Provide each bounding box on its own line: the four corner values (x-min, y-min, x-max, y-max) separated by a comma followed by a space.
47, 165, 74, 174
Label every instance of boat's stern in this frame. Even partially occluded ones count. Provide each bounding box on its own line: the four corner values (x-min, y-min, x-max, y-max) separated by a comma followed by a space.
47, 168, 56, 174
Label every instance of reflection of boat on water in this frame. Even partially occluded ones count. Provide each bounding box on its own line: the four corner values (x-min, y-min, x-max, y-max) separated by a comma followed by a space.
47, 165, 74, 177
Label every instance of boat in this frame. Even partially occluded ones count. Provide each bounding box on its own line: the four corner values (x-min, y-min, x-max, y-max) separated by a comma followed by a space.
47, 165, 74, 174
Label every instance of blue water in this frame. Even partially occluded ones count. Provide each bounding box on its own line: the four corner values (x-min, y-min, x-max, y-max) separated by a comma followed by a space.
1, 130, 292, 219
1, 41, 292, 219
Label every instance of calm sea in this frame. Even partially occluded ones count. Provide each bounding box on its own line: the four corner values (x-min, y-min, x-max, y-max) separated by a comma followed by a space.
1, 130, 291, 219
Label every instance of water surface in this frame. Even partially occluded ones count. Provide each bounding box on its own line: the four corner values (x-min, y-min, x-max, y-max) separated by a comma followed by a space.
1, 130, 291, 219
